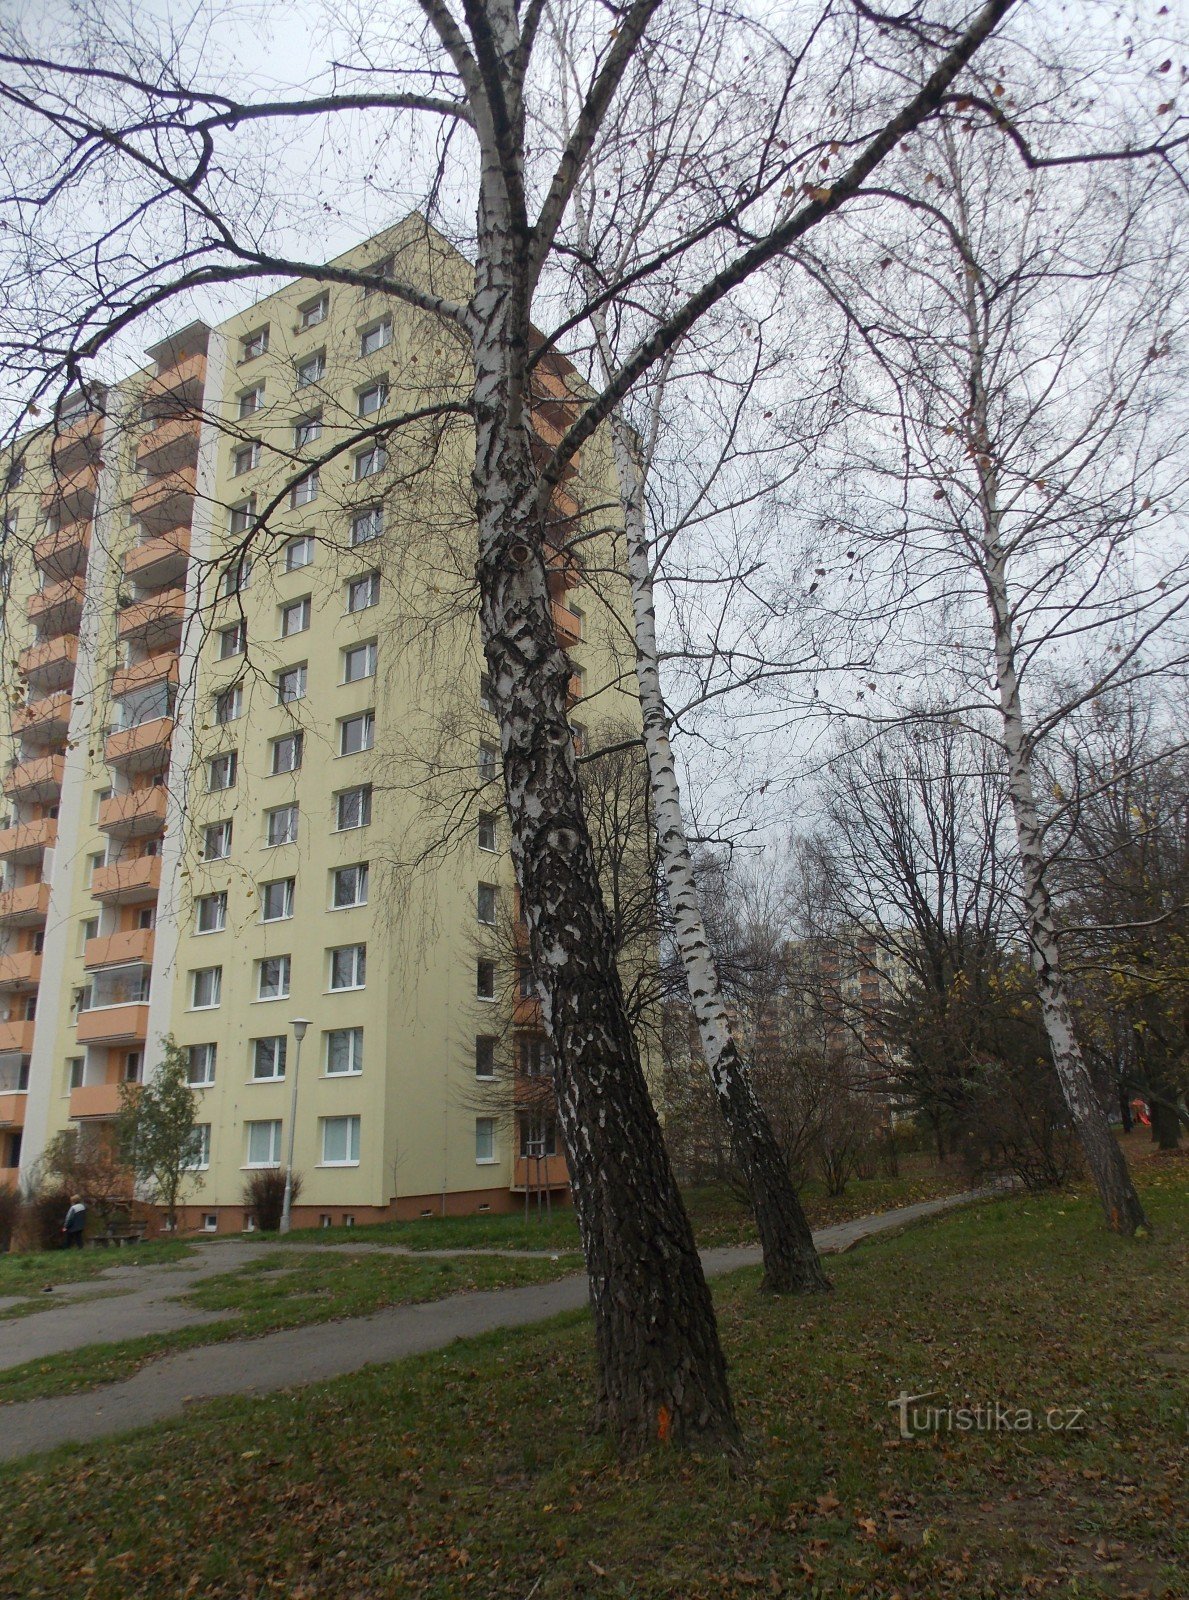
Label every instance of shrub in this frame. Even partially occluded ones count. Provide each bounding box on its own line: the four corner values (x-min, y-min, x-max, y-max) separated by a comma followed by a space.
243, 1168, 301, 1233
0, 1185, 20, 1252
959, 1060, 1082, 1191
18, 1185, 75, 1252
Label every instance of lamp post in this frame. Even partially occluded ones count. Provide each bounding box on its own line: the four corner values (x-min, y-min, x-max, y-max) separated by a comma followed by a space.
280, 1017, 310, 1234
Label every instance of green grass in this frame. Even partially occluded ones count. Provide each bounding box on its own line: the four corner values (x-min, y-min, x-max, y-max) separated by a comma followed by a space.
0, 1240, 193, 1305
0, 1252, 575, 1405
1, 1160, 1184, 1599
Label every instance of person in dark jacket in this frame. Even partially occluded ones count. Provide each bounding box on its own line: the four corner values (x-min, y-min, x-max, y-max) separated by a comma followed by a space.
62, 1195, 87, 1249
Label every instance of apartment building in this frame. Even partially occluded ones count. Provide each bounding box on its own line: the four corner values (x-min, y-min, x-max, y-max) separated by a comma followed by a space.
0, 216, 636, 1229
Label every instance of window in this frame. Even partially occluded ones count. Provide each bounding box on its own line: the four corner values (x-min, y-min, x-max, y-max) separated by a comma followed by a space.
478, 744, 498, 783
181, 1123, 211, 1171
257, 956, 291, 1001
202, 820, 232, 861
519, 1114, 558, 1158
241, 326, 269, 361
137, 906, 155, 931
280, 597, 311, 637
260, 877, 295, 922
266, 804, 299, 848
195, 892, 227, 935
570, 721, 586, 755
219, 558, 252, 596
519, 1036, 552, 1079
191, 966, 222, 1009
188, 1043, 217, 1086
354, 445, 385, 481
295, 351, 325, 387
299, 294, 328, 330
246, 1120, 282, 1167
477, 812, 497, 852
271, 732, 303, 775
123, 1051, 142, 1083
229, 500, 255, 536
252, 1036, 287, 1080
339, 711, 374, 755
331, 863, 368, 909
475, 1118, 496, 1163
80, 916, 99, 951
276, 664, 307, 705
364, 255, 394, 294
202, 1213, 218, 1233
342, 641, 377, 683
347, 571, 380, 612
321, 1115, 361, 1165
232, 441, 260, 476
218, 621, 245, 659
475, 1036, 496, 1079
351, 505, 383, 546
294, 412, 322, 449
214, 685, 242, 725
6, 460, 23, 489
67, 1056, 85, 1091
360, 319, 392, 356
518, 962, 535, 1000
335, 785, 372, 831
207, 751, 237, 792
477, 883, 497, 925
326, 1028, 364, 1076
285, 534, 314, 571
477, 959, 496, 1001
291, 472, 319, 508
238, 385, 264, 419
479, 674, 494, 713
329, 944, 366, 990
358, 381, 388, 417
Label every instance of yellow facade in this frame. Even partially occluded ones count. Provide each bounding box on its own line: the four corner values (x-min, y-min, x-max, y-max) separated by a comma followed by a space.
0, 218, 636, 1229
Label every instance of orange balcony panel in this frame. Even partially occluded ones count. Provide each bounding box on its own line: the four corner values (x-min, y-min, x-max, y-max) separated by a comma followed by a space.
0, 951, 42, 986
110, 652, 178, 701
0, 1020, 35, 1055
27, 576, 85, 636
77, 1003, 149, 1047
123, 528, 190, 587
2, 754, 64, 803
552, 603, 581, 649
135, 415, 199, 474
0, 1092, 27, 1128
69, 1082, 125, 1119
98, 786, 168, 837
12, 691, 72, 744
85, 928, 155, 969
105, 716, 173, 769
129, 466, 195, 532
19, 635, 78, 691
143, 351, 206, 404
91, 855, 161, 905
546, 552, 581, 598
33, 521, 90, 581
513, 995, 542, 1028
0, 882, 50, 926
49, 409, 104, 471
40, 462, 99, 518
0, 818, 58, 865
511, 1153, 569, 1193
566, 673, 582, 705
116, 594, 185, 647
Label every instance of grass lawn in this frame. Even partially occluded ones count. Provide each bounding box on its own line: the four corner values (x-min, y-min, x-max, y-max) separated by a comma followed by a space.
0, 1239, 192, 1302
0, 1252, 575, 1405
1, 1154, 1183, 1599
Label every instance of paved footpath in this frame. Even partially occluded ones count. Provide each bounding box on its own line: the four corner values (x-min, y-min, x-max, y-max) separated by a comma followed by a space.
0, 1191, 989, 1463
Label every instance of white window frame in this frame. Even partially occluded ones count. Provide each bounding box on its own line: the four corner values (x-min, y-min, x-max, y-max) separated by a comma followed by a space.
298, 294, 328, 330
191, 966, 222, 1010
477, 883, 497, 925
185, 1123, 212, 1171
260, 877, 295, 922
207, 751, 237, 792
202, 820, 232, 861
325, 1027, 364, 1077
350, 505, 383, 546
238, 385, 264, 419
251, 1035, 288, 1081
477, 812, 497, 852
194, 892, 227, 936
295, 351, 325, 388
256, 955, 292, 1002
335, 785, 372, 832
476, 959, 496, 1001
342, 641, 377, 684
353, 445, 385, 481
359, 318, 392, 355
320, 1114, 361, 1166
240, 326, 269, 361
347, 571, 380, 612
475, 1117, 497, 1165
358, 381, 388, 417
265, 804, 299, 848
284, 534, 314, 571
271, 731, 303, 775
276, 664, 307, 705
331, 863, 368, 910
245, 1119, 282, 1168
218, 621, 246, 660
280, 596, 311, 637
339, 711, 375, 756
475, 1036, 497, 1079
291, 472, 319, 508
214, 684, 242, 725
328, 944, 366, 991
232, 441, 261, 477
187, 1042, 217, 1087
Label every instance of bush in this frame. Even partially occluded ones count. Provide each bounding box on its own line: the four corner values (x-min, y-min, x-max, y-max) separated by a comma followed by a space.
0, 1185, 20, 1252
959, 1061, 1082, 1191
17, 1185, 75, 1252
243, 1168, 301, 1233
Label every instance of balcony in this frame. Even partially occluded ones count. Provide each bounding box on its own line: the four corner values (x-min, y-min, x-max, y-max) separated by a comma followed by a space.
566, 673, 583, 706
0, 818, 57, 863
2, 754, 64, 804
130, 466, 195, 534
0, 951, 42, 987
49, 408, 104, 472
123, 527, 190, 588
546, 550, 581, 598
33, 520, 90, 581
552, 603, 582, 649
77, 1003, 149, 1047
110, 652, 178, 702
0, 1093, 27, 1129
84, 929, 155, 970
143, 350, 206, 406
12, 691, 72, 745
69, 1082, 125, 1120
511, 1154, 570, 1193
40, 462, 99, 521
513, 994, 542, 1028
91, 855, 161, 905
0, 1021, 35, 1056
136, 415, 199, 475
97, 786, 168, 838
116, 593, 185, 649
0, 883, 50, 926
105, 716, 173, 771
27, 576, 85, 638
19, 635, 78, 692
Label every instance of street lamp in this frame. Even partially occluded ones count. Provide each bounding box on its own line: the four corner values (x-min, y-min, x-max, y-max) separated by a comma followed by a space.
280, 1017, 311, 1234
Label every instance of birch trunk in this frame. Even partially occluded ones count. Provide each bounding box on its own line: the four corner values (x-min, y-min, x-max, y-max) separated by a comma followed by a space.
985, 555, 1148, 1234
467, 169, 740, 1450
609, 415, 831, 1294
